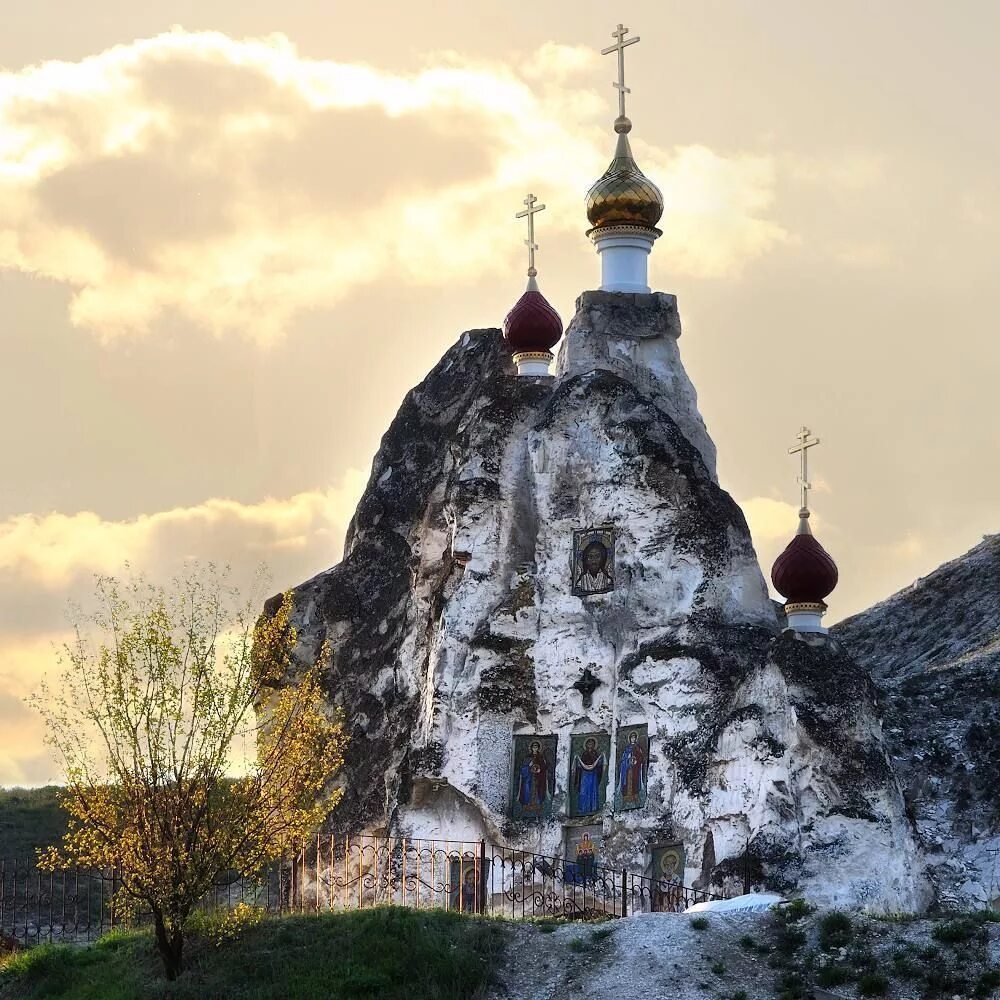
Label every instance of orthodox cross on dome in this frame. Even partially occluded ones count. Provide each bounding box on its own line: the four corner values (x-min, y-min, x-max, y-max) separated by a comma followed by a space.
788, 426, 820, 515
601, 23, 640, 125
515, 193, 546, 278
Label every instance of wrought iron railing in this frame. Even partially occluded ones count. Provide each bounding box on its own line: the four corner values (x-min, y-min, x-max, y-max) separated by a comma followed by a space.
0, 836, 734, 948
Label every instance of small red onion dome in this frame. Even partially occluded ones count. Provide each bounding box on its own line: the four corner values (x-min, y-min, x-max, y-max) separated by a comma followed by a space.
771, 524, 839, 605
502, 281, 562, 355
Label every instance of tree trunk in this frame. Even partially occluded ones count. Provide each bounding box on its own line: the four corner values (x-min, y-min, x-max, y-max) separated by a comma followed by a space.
152, 910, 184, 980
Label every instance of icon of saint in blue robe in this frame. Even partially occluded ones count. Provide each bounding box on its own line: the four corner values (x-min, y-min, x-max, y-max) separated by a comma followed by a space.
616, 731, 647, 807
572, 738, 606, 815
517, 741, 550, 814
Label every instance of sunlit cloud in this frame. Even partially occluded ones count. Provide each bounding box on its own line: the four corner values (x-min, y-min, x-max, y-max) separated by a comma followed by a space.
0, 469, 366, 589
0, 468, 367, 785
784, 151, 886, 191
0, 635, 69, 786
0, 29, 789, 344
739, 496, 803, 545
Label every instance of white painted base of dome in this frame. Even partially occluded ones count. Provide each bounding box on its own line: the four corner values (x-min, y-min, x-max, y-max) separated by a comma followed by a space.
512, 351, 553, 376
785, 608, 827, 633
593, 228, 657, 293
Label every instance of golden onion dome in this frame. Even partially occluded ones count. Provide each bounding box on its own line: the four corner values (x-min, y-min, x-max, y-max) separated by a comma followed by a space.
586, 117, 663, 232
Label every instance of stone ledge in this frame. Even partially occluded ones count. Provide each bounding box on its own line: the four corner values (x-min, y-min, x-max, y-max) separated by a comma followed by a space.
574, 289, 680, 340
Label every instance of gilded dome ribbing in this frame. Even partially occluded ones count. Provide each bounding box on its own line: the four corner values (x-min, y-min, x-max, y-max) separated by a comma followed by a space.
586, 121, 663, 232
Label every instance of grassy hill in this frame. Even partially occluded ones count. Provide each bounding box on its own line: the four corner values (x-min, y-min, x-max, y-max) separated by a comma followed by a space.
0, 787, 67, 859
0, 907, 506, 1000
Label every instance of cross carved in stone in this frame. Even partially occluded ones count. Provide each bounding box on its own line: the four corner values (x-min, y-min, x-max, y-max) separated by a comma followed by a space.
788, 426, 820, 515
572, 667, 601, 708
601, 23, 640, 121
515, 193, 546, 278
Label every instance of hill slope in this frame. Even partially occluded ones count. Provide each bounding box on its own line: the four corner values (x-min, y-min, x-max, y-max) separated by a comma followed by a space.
0, 787, 66, 859
0, 908, 505, 1000
833, 533, 1000, 909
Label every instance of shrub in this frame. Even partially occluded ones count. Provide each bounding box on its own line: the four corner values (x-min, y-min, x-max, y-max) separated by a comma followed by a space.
816, 963, 852, 987
858, 971, 889, 996
891, 949, 922, 978
568, 937, 586, 953
975, 969, 1000, 997
777, 970, 809, 1000
849, 947, 878, 974
711, 960, 726, 975
771, 898, 811, 954
777, 925, 807, 951
738, 934, 756, 951
690, 916, 710, 930
932, 916, 986, 945
783, 898, 814, 921
189, 903, 266, 947
732, 992, 748, 1000
818, 910, 853, 950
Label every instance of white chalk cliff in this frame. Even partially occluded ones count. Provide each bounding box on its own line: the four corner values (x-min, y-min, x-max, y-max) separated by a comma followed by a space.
270, 290, 929, 912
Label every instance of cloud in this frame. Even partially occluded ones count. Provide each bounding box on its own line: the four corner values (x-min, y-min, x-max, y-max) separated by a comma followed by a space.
0, 635, 69, 785
739, 496, 803, 545
0, 29, 788, 344
0, 469, 367, 785
784, 152, 886, 191
650, 145, 791, 279
0, 469, 366, 589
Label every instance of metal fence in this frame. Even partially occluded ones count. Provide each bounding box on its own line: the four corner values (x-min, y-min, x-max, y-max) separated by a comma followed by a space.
0, 836, 735, 948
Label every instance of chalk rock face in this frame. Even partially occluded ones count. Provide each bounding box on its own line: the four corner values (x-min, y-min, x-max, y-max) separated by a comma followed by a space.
275, 291, 928, 912
834, 534, 1000, 910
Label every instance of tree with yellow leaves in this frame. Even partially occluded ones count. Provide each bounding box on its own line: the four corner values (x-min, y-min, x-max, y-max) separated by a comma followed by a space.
32, 568, 345, 980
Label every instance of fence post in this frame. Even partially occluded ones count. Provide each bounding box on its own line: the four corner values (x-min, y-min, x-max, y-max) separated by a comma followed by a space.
621, 868, 628, 918
478, 840, 488, 915
743, 837, 751, 896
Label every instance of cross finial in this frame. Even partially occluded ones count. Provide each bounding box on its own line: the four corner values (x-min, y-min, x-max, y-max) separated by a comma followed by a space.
788, 426, 820, 516
601, 23, 640, 125
515, 193, 546, 278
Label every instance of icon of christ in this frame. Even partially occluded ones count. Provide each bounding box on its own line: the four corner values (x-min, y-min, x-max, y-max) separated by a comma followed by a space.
572, 527, 615, 597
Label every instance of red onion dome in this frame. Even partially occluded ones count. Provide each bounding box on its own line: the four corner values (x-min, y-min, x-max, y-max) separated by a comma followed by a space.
771, 528, 839, 605
502, 283, 562, 355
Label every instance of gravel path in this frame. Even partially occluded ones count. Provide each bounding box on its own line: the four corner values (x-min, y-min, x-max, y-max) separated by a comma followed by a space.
490, 911, 779, 1000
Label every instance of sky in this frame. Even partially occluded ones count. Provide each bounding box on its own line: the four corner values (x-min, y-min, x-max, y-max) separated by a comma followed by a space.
1, 0, 997, 785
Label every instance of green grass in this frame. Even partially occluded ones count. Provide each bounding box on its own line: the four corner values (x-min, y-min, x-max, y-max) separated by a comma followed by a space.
690, 916, 709, 930
0, 906, 507, 1000
0, 787, 66, 859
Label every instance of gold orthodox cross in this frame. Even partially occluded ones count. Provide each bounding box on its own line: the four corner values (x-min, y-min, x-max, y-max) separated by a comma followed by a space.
601, 23, 640, 121
515, 193, 546, 277
788, 426, 820, 513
